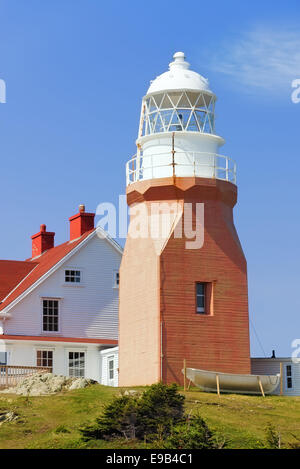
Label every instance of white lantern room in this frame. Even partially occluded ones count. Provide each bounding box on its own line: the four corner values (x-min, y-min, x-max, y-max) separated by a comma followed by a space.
126, 52, 236, 185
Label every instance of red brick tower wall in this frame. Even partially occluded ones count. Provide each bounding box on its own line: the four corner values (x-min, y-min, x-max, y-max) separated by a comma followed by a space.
159, 179, 251, 385
119, 176, 251, 386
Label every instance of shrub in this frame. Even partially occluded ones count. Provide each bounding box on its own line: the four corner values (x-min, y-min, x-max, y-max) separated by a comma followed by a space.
163, 415, 214, 449
80, 394, 138, 440
80, 383, 184, 441
136, 382, 184, 438
265, 423, 281, 449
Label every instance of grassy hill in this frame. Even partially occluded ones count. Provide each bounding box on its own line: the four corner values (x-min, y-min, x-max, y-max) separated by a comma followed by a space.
0, 385, 299, 449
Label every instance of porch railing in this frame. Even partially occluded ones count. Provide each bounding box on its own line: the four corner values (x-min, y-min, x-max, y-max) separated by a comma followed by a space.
0, 365, 52, 389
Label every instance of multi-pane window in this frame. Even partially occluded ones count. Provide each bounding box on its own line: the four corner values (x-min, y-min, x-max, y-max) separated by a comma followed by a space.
108, 357, 114, 381
196, 283, 206, 314
42, 299, 59, 332
65, 270, 81, 283
36, 350, 53, 371
286, 365, 293, 389
68, 351, 85, 377
114, 271, 120, 288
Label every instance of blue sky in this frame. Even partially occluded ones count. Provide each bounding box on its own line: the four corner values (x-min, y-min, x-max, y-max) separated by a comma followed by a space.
0, 0, 299, 357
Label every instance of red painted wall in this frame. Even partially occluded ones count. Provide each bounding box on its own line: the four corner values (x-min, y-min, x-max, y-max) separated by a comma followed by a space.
119, 177, 251, 386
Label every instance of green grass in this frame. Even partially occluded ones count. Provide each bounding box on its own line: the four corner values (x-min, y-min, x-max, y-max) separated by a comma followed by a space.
0, 385, 299, 449
184, 389, 300, 448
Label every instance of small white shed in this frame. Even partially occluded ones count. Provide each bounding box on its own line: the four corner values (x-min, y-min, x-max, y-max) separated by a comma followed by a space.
251, 358, 300, 396
100, 346, 119, 387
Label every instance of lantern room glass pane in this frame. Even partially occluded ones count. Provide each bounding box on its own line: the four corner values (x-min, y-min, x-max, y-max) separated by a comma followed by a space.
169, 91, 183, 107
160, 94, 173, 109
207, 98, 214, 112
148, 97, 157, 112
141, 117, 147, 136
186, 91, 200, 106
187, 112, 199, 132
195, 110, 206, 130
160, 110, 174, 130
145, 118, 150, 135
177, 93, 191, 108
176, 110, 189, 129
195, 94, 206, 108
154, 113, 164, 133
169, 111, 183, 131
153, 93, 163, 108
203, 118, 211, 133
208, 113, 215, 132
148, 112, 157, 133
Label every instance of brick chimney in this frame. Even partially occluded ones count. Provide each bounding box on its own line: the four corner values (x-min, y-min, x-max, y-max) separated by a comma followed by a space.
69, 204, 95, 241
31, 224, 55, 258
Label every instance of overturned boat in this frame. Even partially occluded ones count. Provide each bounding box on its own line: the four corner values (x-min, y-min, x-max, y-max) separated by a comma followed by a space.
184, 368, 280, 395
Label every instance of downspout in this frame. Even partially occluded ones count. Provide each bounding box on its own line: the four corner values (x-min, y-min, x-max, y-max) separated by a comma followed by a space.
160, 320, 163, 382
158, 253, 163, 383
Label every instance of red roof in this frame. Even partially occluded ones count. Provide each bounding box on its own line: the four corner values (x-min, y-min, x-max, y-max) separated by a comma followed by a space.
0, 229, 95, 312
0, 260, 38, 301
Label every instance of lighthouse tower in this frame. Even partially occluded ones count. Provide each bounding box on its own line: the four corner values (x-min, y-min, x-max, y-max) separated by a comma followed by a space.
119, 52, 251, 386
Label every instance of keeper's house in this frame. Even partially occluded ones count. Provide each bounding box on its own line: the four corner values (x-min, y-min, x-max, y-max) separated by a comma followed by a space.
0, 205, 122, 385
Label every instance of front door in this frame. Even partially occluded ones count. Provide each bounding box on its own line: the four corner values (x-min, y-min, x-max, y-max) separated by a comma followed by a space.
107, 356, 114, 386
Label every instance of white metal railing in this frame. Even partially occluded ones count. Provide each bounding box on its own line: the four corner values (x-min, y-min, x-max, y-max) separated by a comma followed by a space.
0, 365, 51, 389
126, 151, 237, 186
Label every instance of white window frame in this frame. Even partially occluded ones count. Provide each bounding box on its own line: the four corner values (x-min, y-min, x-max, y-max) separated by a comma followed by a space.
67, 350, 86, 378
41, 297, 61, 334
113, 270, 120, 289
35, 348, 54, 371
285, 364, 293, 390
63, 267, 84, 287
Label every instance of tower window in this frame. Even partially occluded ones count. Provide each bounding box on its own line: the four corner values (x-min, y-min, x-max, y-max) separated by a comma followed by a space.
196, 282, 206, 314
286, 365, 293, 389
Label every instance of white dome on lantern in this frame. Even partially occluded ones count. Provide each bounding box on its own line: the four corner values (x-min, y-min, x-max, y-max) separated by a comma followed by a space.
147, 52, 211, 94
